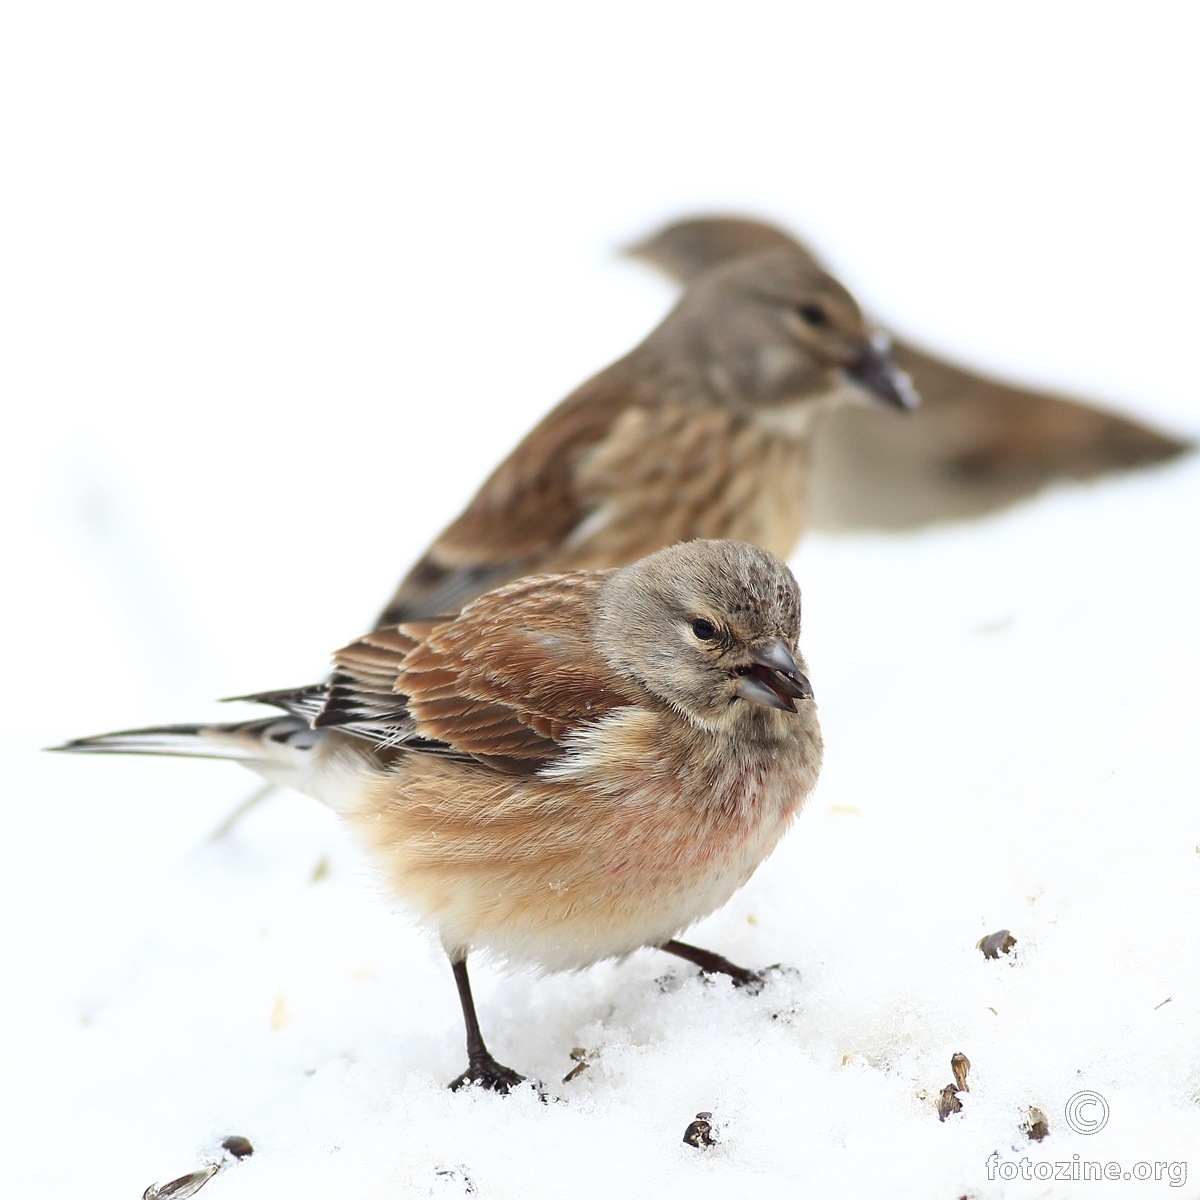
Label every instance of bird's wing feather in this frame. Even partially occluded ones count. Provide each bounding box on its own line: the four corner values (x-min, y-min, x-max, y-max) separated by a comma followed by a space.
323, 572, 640, 773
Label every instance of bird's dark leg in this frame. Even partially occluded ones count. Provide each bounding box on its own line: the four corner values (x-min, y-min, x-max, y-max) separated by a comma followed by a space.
658, 939, 767, 990
447, 956, 526, 1093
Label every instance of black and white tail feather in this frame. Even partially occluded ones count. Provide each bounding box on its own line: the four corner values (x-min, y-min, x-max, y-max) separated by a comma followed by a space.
56, 715, 321, 762
52, 670, 473, 810
51, 683, 375, 809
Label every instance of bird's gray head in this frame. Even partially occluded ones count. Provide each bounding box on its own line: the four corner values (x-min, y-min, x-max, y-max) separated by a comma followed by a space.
650, 246, 917, 414
593, 539, 815, 734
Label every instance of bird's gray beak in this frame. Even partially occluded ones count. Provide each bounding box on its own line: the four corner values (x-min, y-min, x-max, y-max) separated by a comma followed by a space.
734, 638, 814, 713
845, 331, 919, 410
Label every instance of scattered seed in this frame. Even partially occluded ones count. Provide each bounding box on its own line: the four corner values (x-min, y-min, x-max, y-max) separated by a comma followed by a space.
436, 1166, 472, 1195
951, 1052, 971, 1093
977, 930, 1017, 959
683, 1111, 717, 1148
434, 1167, 476, 1194
143, 1166, 218, 1200
562, 1047, 595, 1083
310, 855, 330, 883
221, 1135, 254, 1159
1024, 1106, 1050, 1141
937, 1085, 963, 1121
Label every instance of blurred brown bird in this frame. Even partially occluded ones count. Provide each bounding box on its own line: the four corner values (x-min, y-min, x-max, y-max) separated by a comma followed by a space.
626, 215, 1192, 530
56, 540, 823, 1092
376, 246, 915, 627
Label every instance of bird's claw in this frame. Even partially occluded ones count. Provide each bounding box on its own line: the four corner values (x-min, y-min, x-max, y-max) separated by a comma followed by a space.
449, 1057, 532, 1095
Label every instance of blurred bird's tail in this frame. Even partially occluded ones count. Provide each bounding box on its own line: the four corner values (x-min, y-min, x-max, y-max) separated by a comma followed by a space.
624, 215, 808, 285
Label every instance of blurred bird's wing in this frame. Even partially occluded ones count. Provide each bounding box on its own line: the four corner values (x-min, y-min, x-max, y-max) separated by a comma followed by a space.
322, 572, 640, 774
806, 343, 1191, 530
375, 366, 639, 627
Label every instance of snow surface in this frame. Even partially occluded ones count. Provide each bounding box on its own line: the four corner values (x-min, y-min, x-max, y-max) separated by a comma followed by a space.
4, 2, 1200, 1198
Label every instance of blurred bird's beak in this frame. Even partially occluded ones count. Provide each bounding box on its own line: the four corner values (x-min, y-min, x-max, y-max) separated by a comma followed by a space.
735, 639, 814, 713
845, 331, 919, 410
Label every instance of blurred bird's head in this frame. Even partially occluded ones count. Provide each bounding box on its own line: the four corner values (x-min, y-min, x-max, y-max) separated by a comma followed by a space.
643, 246, 918, 416
593, 539, 817, 737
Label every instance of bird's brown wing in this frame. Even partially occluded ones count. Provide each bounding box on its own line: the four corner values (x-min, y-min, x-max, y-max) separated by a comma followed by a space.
375, 362, 642, 627
315, 625, 424, 735
323, 572, 639, 774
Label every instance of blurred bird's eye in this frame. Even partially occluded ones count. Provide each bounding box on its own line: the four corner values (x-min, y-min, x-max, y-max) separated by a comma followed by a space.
796, 303, 828, 328
691, 619, 717, 641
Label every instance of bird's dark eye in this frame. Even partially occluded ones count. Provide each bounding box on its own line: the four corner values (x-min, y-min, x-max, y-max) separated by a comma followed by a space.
691, 619, 717, 641
797, 303, 828, 328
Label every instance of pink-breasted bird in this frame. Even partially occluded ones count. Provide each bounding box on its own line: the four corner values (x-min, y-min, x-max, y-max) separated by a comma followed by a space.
55, 539, 823, 1092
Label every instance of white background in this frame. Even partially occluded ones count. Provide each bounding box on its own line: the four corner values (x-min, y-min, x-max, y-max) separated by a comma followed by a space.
3, 3, 1199, 1197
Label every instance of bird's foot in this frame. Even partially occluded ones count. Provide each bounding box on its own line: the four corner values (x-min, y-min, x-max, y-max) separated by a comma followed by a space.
702, 960, 791, 994
449, 1054, 528, 1094
735, 962, 803, 993
658, 939, 792, 993
724, 963, 772, 994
